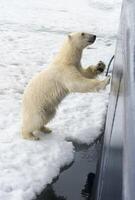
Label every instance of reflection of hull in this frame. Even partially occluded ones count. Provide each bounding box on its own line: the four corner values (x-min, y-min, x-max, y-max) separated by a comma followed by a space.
94, 1, 135, 200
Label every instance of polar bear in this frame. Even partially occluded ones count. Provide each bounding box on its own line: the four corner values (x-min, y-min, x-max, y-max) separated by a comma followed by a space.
21, 32, 110, 140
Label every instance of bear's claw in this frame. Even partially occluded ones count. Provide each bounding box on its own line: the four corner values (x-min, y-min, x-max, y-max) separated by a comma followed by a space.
96, 61, 106, 73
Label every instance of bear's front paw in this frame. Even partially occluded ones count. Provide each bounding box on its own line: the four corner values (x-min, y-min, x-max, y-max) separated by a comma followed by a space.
102, 75, 111, 89
96, 61, 106, 73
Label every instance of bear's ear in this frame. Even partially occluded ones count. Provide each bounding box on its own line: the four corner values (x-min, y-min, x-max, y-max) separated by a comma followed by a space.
68, 34, 72, 40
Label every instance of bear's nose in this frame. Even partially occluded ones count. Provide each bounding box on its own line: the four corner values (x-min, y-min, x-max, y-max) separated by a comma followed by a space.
88, 34, 96, 43
93, 35, 96, 40
91, 35, 96, 42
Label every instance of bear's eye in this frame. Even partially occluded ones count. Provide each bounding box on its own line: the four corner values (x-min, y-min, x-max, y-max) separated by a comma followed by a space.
81, 32, 85, 36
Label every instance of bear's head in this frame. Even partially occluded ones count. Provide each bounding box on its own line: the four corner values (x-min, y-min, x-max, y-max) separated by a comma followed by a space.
68, 32, 96, 50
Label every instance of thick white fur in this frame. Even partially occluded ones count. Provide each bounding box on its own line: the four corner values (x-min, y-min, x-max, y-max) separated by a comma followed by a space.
21, 32, 110, 140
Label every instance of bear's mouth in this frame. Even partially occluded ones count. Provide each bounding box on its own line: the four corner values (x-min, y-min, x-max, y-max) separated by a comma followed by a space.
88, 40, 95, 44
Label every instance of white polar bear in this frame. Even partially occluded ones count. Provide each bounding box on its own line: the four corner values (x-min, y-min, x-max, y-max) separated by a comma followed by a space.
21, 32, 110, 140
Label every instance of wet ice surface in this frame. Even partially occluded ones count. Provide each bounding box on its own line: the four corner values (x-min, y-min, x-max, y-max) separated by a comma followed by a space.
0, 0, 121, 200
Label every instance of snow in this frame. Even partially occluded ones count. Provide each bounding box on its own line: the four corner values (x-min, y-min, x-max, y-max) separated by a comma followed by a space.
49, 89, 109, 144
0, 0, 121, 199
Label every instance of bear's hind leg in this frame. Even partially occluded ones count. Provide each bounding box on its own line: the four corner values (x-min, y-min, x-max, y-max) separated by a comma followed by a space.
22, 131, 39, 140
40, 126, 52, 133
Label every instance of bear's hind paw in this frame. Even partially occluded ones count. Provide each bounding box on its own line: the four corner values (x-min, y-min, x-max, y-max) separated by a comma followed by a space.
40, 126, 52, 134
22, 132, 40, 140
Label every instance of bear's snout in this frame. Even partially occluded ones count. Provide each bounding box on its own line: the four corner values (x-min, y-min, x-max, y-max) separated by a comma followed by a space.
88, 35, 96, 44
89, 35, 96, 43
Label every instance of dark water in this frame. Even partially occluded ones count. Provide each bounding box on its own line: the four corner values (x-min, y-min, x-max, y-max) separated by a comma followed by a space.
35, 141, 101, 200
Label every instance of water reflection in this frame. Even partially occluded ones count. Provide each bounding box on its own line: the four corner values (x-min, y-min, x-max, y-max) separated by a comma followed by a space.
36, 172, 95, 200
81, 173, 95, 200
35, 142, 100, 200
36, 184, 66, 200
